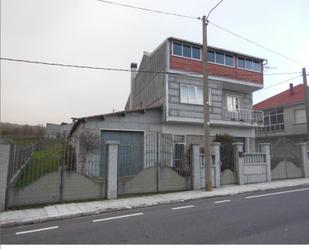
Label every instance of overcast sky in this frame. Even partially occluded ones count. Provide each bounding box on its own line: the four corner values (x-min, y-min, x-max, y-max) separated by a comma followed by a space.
1, 0, 309, 125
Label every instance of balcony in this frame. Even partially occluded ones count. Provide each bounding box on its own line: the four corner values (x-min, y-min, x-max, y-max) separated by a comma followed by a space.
222, 108, 263, 124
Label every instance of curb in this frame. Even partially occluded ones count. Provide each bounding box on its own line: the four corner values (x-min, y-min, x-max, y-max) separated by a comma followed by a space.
1, 181, 309, 228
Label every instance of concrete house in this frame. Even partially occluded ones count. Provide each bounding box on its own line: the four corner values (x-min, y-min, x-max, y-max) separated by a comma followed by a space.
254, 83, 308, 180
70, 37, 266, 186
125, 37, 265, 151
254, 83, 307, 141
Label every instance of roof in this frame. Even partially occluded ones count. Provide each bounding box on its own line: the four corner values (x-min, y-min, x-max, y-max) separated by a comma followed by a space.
253, 84, 306, 110
168, 37, 266, 62
69, 106, 162, 136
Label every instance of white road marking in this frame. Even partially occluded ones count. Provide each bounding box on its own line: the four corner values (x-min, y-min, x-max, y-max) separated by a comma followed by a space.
92, 212, 143, 223
16, 226, 59, 235
171, 205, 195, 210
245, 187, 309, 199
214, 199, 231, 204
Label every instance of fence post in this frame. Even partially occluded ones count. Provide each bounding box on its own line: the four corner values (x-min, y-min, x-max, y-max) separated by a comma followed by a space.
0, 139, 12, 211
156, 132, 160, 193
260, 143, 272, 182
233, 142, 244, 185
191, 144, 201, 190
211, 142, 221, 188
298, 142, 309, 178
106, 141, 119, 199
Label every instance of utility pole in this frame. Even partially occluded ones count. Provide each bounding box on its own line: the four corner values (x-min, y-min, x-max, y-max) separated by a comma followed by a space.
303, 68, 309, 140
202, 0, 224, 191
202, 16, 212, 191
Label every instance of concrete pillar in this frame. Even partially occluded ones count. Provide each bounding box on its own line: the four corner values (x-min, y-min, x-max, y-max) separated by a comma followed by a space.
211, 142, 221, 188
260, 143, 272, 182
106, 141, 119, 199
191, 144, 201, 190
298, 142, 309, 178
0, 139, 12, 211
233, 142, 244, 185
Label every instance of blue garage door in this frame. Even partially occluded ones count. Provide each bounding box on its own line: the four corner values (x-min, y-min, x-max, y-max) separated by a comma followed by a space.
101, 130, 144, 176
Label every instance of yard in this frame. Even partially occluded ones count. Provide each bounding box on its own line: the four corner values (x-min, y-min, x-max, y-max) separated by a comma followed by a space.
15, 138, 65, 187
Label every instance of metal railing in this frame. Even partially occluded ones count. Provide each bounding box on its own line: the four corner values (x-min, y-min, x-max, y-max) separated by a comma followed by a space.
222, 108, 263, 123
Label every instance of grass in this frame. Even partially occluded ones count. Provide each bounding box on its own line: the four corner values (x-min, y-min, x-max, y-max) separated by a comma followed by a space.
12, 137, 41, 147
15, 139, 65, 188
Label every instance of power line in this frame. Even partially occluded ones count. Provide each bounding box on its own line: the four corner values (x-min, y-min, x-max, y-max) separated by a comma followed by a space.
0, 57, 301, 77
256, 75, 302, 92
95, 0, 307, 68
208, 21, 308, 67
95, 0, 201, 20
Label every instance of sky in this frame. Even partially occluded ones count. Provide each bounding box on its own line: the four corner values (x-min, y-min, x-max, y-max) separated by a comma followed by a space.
1, 0, 309, 125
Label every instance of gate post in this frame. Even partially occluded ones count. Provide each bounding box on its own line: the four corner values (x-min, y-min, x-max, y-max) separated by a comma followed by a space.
233, 142, 244, 185
260, 143, 272, 182
0, 139, 12, 211
191, 144, 201, 190
211, 142, 221, 188
106, 141, 119, 199
298, 142, 309, 178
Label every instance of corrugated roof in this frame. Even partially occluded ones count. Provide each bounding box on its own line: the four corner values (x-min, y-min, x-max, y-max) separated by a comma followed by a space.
253, 84, 306, 110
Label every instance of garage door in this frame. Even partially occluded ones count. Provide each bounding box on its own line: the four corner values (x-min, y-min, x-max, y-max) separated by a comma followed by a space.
101, 130, 144, 176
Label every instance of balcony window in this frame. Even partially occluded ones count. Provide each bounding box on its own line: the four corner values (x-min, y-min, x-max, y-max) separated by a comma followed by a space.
172, 42, 201, 60
173, 43, 182, 56
245, 59, 253, 70
216, 52, 225, 64
238, 57, 245, 68
208, 50, 234, 67
225, 54, 234, 66
208, 51, 215, 62
253, 61, 261, 72
192, 47, 201, 60
227, 95, 240, 112
183, 45, 192, 58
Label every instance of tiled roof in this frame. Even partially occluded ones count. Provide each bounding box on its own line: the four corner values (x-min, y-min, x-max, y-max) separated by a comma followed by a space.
254, 84, 306, 110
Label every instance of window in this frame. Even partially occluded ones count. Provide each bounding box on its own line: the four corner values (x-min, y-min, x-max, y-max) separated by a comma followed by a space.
192, 47, 201, 60
226, 95, 240, 112
216, 52, 224, 64
237, 57, 261, 72
172, 42, 201, 60
245, 59, 253, 70
262, 108, 285, 132
180, 85, 203, 105
225, 54, 234, 66
208, 50, 234, 67
183, 45, 191, 58
173, 43, 182, 56
253, 61, 261, 72
238, 57, 245, 68
295, 109, 306, 124
208, 51, 215, 62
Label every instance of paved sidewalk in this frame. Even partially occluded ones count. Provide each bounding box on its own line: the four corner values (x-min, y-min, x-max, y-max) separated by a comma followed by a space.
1, 178, 309, 227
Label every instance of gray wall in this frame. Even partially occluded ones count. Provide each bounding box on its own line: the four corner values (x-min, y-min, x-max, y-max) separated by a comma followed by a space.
7, 170, 105, 208
131, 42, 167, 111
167, 74, 253, 122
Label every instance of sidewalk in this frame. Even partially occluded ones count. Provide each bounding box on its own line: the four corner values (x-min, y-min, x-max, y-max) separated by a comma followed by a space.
1, 178, 309, 227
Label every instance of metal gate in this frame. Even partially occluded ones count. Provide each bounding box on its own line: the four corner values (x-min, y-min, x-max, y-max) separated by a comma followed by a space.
271, 137, 303, 180
220, 143, 237, 185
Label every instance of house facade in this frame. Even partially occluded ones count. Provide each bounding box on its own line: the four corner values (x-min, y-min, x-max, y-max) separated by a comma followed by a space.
126, 37, 265, 152
254, 83, 308, 141
254, 83, 308, 180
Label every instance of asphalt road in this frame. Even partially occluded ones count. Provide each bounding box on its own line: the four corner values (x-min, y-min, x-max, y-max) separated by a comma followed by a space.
1, 185, 309, 244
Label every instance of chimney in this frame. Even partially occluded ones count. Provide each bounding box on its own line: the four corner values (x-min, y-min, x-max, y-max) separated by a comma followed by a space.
130, 63, 138, 110
289, 83, 294, 95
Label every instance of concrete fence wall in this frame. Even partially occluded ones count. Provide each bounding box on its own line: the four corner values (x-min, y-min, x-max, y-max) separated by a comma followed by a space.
233, 142, 271, 185
192, 142, 221, 190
